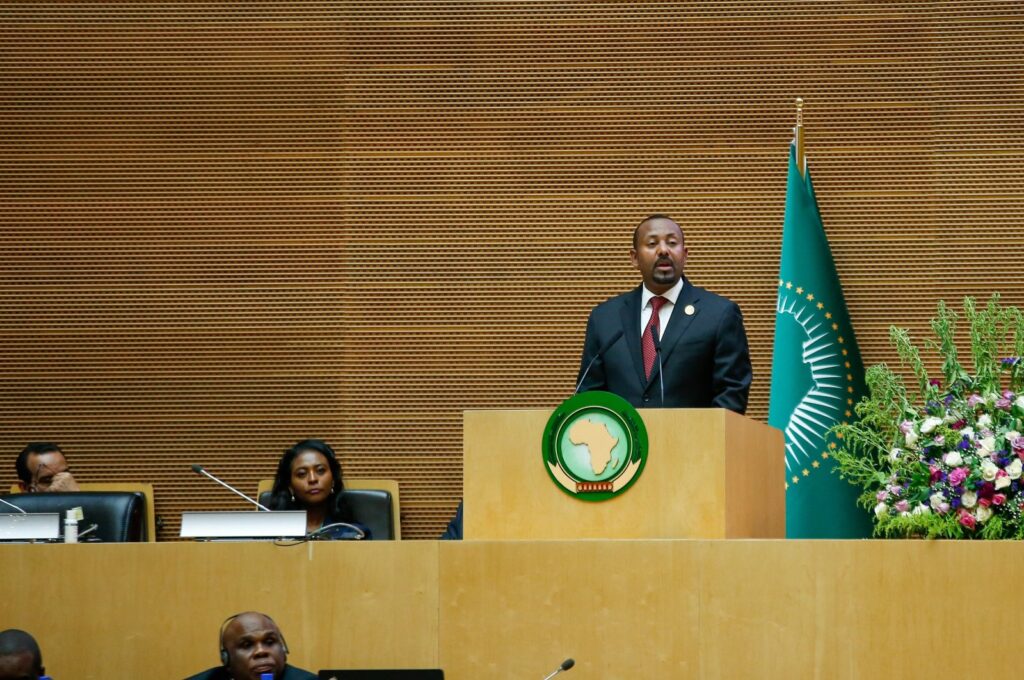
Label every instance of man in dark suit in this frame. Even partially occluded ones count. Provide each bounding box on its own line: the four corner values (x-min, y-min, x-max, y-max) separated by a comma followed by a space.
577, 215, 752, 413
185, 612, 316, 680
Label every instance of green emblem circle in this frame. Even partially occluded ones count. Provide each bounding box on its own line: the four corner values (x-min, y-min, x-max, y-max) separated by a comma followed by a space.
542, 390, 648, 501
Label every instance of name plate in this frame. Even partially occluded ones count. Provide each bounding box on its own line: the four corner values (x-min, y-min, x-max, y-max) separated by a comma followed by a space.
0, 513, 61, 541
179, 510, 306, 540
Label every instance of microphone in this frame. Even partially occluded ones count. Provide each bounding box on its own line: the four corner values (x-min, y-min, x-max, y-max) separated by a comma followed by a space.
0, 497, 27, 514
190, 464, 271, 511
575, 330, 625, 394
650, 325, 665, 406
307, 521, 367, 541
542, 658, 575, 680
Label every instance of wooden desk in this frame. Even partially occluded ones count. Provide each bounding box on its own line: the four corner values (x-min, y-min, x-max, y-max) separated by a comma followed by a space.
2, 539, 1023, 678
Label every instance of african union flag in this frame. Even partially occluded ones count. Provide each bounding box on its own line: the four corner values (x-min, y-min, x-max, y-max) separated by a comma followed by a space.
768, 142, 872, 538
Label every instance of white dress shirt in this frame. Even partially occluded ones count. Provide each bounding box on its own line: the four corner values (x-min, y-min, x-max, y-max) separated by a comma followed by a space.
639, 278, 683, 340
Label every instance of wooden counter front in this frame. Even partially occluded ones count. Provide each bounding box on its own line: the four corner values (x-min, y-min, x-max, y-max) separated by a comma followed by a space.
3, 539, 1023, 678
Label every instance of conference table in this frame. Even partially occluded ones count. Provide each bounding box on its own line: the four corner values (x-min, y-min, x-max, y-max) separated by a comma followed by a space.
1, 538, 1019, 678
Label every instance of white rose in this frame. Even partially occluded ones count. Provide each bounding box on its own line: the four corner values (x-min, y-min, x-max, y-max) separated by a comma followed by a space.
995, 475, 1012, 490
930, 492, 946, 510
874, 502, 889, 517
977, 505, 993, 523
979, 436, 997, 457
912, 503, 931, 516
905, 430, 919, 447
1006, 430, 1021, 443
1016, 396, 1024, 410
961, 490, 978, 508
921, 417, 943, 434
981, 460, 999, 481
978, 414, 993, 428
961, 427, 975, 439
1007, 459, 1023, 480
889, 447, 903, 462
944, 450, 964, 467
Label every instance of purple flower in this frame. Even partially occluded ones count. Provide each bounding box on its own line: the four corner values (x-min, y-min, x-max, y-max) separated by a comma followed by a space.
951, 497, 962, 509
1002, 357, 1020, 366
958, 439, 972, 450
997, 398, 1012, 410
967, 394, 985, 408
948, 468, 969, 486
944, 394, 955, 406
1004, 390, 1016, 399
876, 490, 889, 502
899, 420, 914, 434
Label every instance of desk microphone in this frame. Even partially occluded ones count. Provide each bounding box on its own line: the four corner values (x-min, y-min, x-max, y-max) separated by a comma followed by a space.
190, 464, 271, 511
575, 330, 624, 394
0, 497, 27, 514
542, 658, 575, 680
650, 325, 665, 405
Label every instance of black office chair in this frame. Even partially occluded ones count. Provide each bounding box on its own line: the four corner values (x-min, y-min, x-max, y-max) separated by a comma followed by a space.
257, 489, 395, 540
0, 491, 147, 542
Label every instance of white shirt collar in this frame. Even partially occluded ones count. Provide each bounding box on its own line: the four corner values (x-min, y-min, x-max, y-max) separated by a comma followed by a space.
641, 278, 684, 309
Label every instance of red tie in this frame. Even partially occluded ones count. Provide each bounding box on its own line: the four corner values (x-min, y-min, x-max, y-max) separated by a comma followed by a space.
642, 296, 667, 379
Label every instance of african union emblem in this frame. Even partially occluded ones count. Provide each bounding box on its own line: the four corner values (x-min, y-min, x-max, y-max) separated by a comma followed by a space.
542, 391, 648, 501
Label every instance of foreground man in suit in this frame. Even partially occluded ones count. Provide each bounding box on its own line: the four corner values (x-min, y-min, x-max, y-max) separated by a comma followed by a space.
577, 215, 752, 413
186, 612, 316, 680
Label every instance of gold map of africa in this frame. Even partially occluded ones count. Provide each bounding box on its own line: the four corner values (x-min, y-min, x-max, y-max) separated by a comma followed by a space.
568, 418, 619, 475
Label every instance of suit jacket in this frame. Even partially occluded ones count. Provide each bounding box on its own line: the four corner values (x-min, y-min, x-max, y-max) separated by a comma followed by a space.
577, 279, 752, 413
184, 663, 317, 680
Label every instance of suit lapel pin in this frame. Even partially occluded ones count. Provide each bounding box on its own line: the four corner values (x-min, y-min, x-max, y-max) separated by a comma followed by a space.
684, 304, 696, 316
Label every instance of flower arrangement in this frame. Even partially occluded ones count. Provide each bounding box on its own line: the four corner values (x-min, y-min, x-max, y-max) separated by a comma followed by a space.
832, 295, 1024, 539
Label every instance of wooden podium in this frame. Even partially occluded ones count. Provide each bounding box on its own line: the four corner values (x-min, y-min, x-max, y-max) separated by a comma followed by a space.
464, 408, 784, 539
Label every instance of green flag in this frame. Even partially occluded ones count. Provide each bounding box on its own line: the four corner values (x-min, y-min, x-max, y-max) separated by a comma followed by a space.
768, 143, 872, 538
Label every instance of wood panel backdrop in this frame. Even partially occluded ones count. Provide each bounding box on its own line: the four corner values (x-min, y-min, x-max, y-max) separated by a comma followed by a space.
2, 1, 1021, 539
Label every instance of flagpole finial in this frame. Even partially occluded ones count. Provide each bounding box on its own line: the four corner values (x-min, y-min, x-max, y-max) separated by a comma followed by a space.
794, 98, 805, 177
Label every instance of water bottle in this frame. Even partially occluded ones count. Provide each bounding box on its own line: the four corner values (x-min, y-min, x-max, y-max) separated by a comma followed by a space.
63, 509, 78, 544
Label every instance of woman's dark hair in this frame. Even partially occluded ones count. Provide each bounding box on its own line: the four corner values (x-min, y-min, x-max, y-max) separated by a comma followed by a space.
268, 438, 353, 522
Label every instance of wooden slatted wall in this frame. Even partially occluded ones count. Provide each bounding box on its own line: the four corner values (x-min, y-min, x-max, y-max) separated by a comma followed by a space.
2, 2, 1022, 539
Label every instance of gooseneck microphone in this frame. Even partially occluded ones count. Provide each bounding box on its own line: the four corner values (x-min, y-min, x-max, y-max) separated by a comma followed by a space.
307, 521, 367, 541
650, 324, 665, 406
542, 658, 575, 680
575, 330, 625, 395
190, 464, 272, 511
0, 497, 27, 514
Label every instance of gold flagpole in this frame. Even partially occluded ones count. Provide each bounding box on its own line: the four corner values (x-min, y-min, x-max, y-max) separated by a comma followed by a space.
794, 98, 805, 177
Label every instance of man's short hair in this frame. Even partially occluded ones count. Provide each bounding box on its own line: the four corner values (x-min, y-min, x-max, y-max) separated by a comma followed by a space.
0, 629, 43, 674
15, 442, 62, 486
632, 214, 681, 249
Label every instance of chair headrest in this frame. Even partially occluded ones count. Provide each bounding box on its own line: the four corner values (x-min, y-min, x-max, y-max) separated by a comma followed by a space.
0, 492, 147, 542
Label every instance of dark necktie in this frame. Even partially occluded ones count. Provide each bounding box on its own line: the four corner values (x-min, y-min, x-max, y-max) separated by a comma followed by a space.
642, 296, 667, 379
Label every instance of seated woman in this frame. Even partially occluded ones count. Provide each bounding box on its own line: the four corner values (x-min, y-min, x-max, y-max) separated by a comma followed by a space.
268, 439, 369, 540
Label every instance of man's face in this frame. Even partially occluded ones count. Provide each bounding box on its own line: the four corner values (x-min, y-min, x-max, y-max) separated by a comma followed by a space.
223, 614, 287, 680
24, 451, 74, 493
630, 218, 688, 295
0, 650, 39, 680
